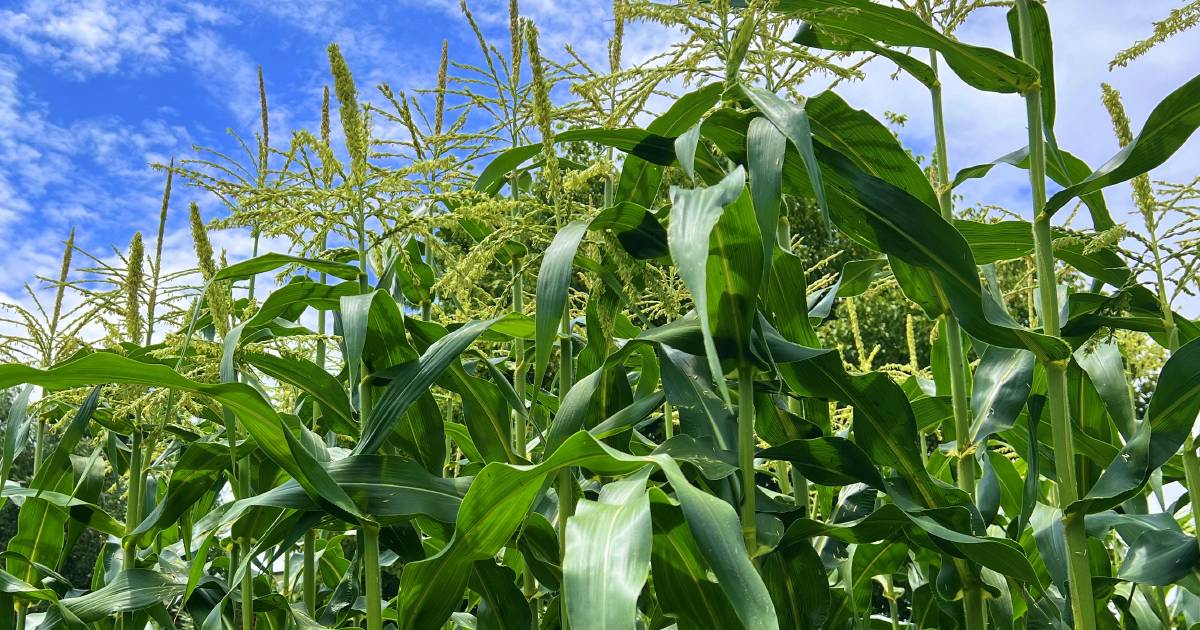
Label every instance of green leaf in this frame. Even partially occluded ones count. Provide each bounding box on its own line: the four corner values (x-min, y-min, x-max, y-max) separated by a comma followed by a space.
814, 144, 1068, 360
763, 246, 820, 347
742, 85, 829, 227
705, 185, 765, 369
0, 385, 33, 509
793, 21, 936, 88
1087, 512, 1200, 586
470, 560, 531, 630
407, 320, 518, 465
667, 167, 747, 404
747, 116, 786, 284
647, 488, 741, 627
589, 202, 668, 260
129, 440, 234, 544
394, 431, 777, 630
658, 345, 736, 451
776, 0, 1037, 93
475, 128, 679, 196
356, 317, 500, 455
617, 84, 723, 207
702, 103, 1070, 360
214, 252, 361, 283
1074, 342, 1136, 440
0, 357, 358, 526
675, 123, 701, 180
970, 346, 1035, 440
805, 91, 937, 208
840, 541, 908, 619
589, 391, 666, 440
1070, 337, 1200, 514
564, 468, 652, 630
242, 279, 359, 330
0, 485, 123, 537
6, 387, 100, 583
760, 537, 829, 629
196, 454, 468, 533
807, 258, 886, 321
765, 329, 951, 509
1044, 72, 1200, 218
340, 289, 419, 410
952, 145, 1113, 229
534, 222, 588, 394
40, 569, 184, 628
243, 351, 355, 435
0, 566, 59, 604
781, 503, 1040, 587
757, 438, 885, 489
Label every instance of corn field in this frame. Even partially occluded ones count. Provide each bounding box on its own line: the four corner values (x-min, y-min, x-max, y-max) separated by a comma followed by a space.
3, 0, 1200, 628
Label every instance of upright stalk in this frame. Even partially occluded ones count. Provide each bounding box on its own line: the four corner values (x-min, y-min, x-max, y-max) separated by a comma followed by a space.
247, 233, 260, 301
362, 523, 383, 630
928, 45, 986, 630
118, 428, 144, 630
510, 167, 528, 458
35, 229, 76, 477
556, 310, 576, 628
738, 364, 757, 550
1185, 441, 1200, 550
238, 462, 254, 627
124, 429, 144, 571
307, 90, 333, 616
507, 9, 539, 622
785, 399, 810, 514
1016, 2, 1095, 626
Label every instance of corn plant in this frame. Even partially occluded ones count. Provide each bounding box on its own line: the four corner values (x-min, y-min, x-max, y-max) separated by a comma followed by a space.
2, 1, 1200, 629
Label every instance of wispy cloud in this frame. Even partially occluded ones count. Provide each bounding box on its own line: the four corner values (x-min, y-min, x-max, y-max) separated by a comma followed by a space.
0, 0, 224, 78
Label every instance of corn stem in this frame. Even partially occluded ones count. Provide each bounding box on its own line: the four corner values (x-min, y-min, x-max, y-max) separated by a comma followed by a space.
738, 364, 756, 550
1016, 2, 1095, 627
362, 523, 383, 630
928, 42, 986, 630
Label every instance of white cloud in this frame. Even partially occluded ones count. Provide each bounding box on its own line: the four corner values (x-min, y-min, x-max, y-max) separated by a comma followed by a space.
0, 0, 203, 78
0, 56, 197, 299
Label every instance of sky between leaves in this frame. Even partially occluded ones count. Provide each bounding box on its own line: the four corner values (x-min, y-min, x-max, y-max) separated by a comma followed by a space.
1, 0, 1198, 316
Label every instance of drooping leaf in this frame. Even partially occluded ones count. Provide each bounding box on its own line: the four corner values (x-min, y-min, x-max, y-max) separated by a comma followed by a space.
196, 454, 469, 533
617, 83, 723, 207
356, 318, 501, 455
1043, 73, 1200, 218
394, 431, 777, 630
757, 438, 885, 490
667, 167, 747, 404
743, 85, 829, 227
534, 222, 588, 394
760, 536, 829, 630
970, 346, 1035, 440
0, 385, 34, 508
793, 21, 936, 87
1070, 337, 1200, 514
0, 357, 359, 523
564, 469, 653, 630
39, 569, 185, 628
951, 145, 1113, 229
777, 0, 1037, 93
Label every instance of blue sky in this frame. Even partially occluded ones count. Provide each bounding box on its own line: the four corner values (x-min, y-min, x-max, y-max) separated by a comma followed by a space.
1, 0, 1198, 317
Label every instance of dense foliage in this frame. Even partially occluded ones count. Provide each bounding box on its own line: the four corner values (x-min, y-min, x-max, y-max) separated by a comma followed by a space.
2, 1, 1200, 628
